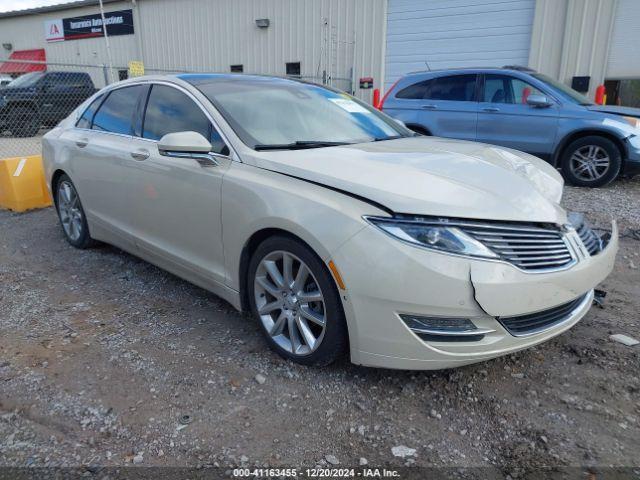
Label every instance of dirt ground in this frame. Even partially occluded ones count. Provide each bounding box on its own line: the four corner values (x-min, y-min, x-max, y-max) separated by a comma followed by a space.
0, 180, 639, 478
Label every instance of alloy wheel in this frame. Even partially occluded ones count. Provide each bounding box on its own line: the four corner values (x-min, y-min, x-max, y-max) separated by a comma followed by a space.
57, 180, 84, 242
569, 145, 610, 181
253, 251, 327, 356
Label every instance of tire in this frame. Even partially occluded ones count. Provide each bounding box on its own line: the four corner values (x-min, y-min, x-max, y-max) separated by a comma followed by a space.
560, 136, 622, 187
54, 174, 95, 249
8, 106, 40, 138
247, 235, 348, 366
407, 125, 431, 136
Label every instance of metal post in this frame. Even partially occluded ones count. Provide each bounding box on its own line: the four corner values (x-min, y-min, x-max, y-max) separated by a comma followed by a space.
102, 64, 109, 86
98, 0, 115, 84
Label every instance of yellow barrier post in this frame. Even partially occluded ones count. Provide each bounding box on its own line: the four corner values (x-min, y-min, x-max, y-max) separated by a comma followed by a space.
0, 155, 52, 212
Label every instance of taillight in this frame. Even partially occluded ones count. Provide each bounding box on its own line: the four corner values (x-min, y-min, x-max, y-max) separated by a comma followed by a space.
377, 79, 400, 110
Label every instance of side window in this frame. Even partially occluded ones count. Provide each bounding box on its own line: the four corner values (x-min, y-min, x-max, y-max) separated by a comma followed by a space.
143, 84, 229, 155
395, 78, 434, 99
511, 78, 544, 104
76, 94, 104, 128
427, 75, 477, 101
92, 85, 145, 135
395, 75, 477, 101
484, 75, 544, 104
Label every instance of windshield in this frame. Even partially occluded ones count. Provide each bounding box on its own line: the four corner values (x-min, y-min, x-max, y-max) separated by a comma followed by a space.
191, 76, 410, 149
532, 73, 593, 105
7, 72, 45, 88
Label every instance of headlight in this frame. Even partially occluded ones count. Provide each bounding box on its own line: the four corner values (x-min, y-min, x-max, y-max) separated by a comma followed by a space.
365, 216, 499, 259
622, 116, 640, 129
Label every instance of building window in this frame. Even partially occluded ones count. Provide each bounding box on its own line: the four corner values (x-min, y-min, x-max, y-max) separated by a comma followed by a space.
118, 69, 128, 81
230, 64, 243, 73
286, 62, 301, 76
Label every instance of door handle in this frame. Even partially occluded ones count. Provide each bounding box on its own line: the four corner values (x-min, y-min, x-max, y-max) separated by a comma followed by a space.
421, 104, 437, 109
75, 138, 88, 148
482, 107, 500, 112
130, 150, 150, 161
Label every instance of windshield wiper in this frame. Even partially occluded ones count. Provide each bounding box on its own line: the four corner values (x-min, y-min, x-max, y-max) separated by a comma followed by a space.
254, 140, 352, 151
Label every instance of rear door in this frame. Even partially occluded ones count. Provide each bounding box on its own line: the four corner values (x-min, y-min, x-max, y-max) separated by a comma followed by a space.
64, 84, 147, 240
476, 74, 559, 158
389, 74, 479, 141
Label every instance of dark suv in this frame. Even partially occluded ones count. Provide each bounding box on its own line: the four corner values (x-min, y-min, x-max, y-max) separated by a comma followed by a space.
0, 71, 96, 137
381, 67, 640, 187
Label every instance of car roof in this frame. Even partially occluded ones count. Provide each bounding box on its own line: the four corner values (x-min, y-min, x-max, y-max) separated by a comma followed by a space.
403, 66, 537, 77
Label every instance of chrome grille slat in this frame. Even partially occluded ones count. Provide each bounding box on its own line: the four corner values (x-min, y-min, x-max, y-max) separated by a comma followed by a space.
576, 221, 603, 255
499, 249, 570, 255
505, 254, 571, 261
465, 230, 559, 239
457, 223, 574, 272
477, 238, 567, 245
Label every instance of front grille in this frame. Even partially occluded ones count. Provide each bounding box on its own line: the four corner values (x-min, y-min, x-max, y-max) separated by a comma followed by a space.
577, 223, 602, 255
497, 293, 588, 336
458, 223, 573, 271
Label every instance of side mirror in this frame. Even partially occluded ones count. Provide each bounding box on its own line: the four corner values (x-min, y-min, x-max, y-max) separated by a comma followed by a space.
158, 131, 217, 167
526, 94, 552, 108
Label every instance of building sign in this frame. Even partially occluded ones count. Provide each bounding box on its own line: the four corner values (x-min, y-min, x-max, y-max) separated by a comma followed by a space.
128, 60, 145, 77
45, 9, 134, 42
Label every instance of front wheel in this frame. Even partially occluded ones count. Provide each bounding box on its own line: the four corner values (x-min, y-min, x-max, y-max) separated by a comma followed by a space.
560, 136, 621, 187
248, 235, 348, 366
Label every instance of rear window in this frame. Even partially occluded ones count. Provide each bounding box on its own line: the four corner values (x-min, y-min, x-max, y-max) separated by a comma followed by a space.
76, 94, 104, 129
91, 85, 145, 135
396, 74, 477, 102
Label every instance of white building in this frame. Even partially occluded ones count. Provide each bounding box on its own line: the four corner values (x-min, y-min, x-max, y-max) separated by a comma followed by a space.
1, 0, 639, 104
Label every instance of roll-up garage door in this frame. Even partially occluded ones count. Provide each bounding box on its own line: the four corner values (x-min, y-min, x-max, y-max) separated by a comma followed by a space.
384, 0, 536, 89
607, 0, 640, 80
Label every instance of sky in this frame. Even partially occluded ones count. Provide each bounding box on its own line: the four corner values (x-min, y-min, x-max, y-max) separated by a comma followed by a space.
0, 0, 83, 13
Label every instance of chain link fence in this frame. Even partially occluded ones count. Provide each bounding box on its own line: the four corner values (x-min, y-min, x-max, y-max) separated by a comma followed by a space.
0, 59, 354, 160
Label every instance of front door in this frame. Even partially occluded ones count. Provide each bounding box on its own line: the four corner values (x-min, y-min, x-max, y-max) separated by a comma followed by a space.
476, 74, 559, 158
125, 83, 232, 286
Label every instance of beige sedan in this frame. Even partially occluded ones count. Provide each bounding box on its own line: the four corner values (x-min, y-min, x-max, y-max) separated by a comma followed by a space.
42, 74, 617, 369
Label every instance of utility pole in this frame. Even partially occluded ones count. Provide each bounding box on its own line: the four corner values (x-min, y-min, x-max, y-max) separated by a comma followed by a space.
98, 0, 115, 84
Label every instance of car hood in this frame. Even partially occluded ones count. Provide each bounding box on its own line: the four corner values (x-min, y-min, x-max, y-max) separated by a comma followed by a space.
587, 105, 640, 118
246, 137, 567, 224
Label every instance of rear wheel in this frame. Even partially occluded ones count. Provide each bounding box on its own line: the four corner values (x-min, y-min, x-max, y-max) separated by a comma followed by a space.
54, 174, 95, 249
8, 106, 40, 137
406, 124, 431, 136
560, 136, 621, 187
248, 235, 348, 366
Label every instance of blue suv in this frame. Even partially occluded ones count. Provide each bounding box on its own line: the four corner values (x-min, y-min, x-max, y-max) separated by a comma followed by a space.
381, 67, 640, 187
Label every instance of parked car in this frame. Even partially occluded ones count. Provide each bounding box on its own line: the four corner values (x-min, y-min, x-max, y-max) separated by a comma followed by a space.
42, 74, 617, 370
381, 67, 640, 187
0, 75, 12, 88
0, 71, 96, 137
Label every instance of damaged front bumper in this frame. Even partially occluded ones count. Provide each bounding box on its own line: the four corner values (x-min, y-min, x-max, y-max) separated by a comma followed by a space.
332, 220, 618, 370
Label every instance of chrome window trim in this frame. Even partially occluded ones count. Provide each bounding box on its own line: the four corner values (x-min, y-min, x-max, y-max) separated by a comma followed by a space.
72, 79, 239, 162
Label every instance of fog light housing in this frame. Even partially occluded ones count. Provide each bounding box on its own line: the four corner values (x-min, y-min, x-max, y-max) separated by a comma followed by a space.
400, 314, 494, 342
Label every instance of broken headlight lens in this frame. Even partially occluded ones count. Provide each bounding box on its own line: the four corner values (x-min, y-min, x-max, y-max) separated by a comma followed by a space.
365, 216, 499, 259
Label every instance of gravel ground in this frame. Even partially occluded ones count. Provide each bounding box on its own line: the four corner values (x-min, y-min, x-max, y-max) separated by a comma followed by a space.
0, 180, 639, 478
